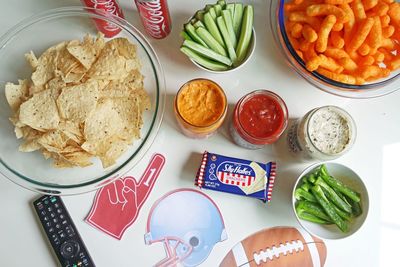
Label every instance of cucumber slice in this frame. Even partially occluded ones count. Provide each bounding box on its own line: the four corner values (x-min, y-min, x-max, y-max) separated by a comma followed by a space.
184, 23, 209, 48
222, 10, 237, 49
193, 20, 205, 29
216, 16, 237, 63
180, 31, 192, 41
180, 47, 229, 71
217, 0, 226, 9
226, 3, 235, 19
236, 5, 254, 64
182, 40, 232, 66
205, 4, 213, 12
233, 3, 244, 38
208, 7, 217, 20
214, 4, 222, 16
204, 12, 225, 48
196, 27, 227, 56
195, 10, 205, 22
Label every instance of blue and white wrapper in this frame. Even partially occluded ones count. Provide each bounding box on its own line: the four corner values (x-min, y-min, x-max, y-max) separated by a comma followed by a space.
195, 151, 276, 202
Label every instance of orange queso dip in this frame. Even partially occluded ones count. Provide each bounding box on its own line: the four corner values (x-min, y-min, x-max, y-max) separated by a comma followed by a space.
176, 79, 226, 127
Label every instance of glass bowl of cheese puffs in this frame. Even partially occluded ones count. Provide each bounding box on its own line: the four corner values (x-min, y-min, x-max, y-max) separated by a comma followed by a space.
270, 0, 400, 98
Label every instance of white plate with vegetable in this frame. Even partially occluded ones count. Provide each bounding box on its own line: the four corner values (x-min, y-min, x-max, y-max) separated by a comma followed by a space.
292, 162, 369, 240
180, 0, 256, 72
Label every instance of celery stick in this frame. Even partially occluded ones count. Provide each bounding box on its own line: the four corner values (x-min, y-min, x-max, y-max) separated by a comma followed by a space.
204, 12, 225, 47
195, 10, 205, 22
182, 40, 232, 66
180, 31, 192, 41
226, 3, 235, 19
196, 27, 227, 56
216, 16, 237, 63
217, 0, 226, 9
236, 5, 254, 64
233, 3, 244, 38
214, 4, 222, 16
208, 7, 217, 20
180, 47, 229, 71
193, 20, 205, 29
184, 23, 208, 48
222, 10, 237, 49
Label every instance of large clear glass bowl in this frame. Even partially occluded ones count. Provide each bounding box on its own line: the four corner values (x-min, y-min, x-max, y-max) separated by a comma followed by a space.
269, 0, 400, 98
0, 7, 165, 195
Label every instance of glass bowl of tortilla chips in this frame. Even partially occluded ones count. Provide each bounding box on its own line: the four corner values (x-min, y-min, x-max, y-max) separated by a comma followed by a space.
0, 7, 165, 194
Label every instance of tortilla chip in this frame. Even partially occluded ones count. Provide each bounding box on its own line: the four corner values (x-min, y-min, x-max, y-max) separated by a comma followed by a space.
25, 51, 38, 70
67, 33, 105, 70
19, 140, 41, 152
83, 99, 124, 141
19, 89, 60, 131
5, 80, 29, 111
57, 80, 99, 122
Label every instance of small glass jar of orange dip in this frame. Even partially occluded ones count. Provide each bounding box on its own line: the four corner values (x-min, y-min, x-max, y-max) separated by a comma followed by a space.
230, 90, 288, 149
174, 78, 227, 138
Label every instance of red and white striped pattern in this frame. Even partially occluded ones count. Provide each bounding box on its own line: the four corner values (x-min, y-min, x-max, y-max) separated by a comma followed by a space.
195, 151, 209, 188
218, 171, 255, 186
267, 162, 277, 202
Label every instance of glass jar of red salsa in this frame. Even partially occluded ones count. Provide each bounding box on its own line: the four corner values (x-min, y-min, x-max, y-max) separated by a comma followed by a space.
230, 90, 288, 149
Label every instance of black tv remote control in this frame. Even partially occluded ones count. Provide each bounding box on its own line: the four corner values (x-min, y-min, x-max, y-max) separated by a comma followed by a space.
33, 195, 95, 267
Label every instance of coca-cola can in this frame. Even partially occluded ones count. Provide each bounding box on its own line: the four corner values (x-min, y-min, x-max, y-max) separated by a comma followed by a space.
134, 0, 172, 39
81, 0, 125, 38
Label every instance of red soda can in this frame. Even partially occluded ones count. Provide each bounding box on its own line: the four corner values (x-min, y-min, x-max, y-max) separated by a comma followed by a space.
134, 0, 172, 39
81, 0, 125, 38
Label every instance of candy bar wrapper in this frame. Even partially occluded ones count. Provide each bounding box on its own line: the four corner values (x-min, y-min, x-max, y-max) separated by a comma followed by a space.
195, 151, 276, 202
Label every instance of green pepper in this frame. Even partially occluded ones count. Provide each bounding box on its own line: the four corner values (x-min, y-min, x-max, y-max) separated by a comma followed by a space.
315, 177, 352, 213
295, 187, 317, 202
296, 200, 333, 222
311, 185, 349, 232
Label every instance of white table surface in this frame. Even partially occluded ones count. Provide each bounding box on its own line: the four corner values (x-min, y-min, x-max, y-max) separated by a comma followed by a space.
1, 0, 400, 266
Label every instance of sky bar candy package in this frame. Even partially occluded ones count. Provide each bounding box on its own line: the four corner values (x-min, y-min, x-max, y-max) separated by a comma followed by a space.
195, 151, 276, 202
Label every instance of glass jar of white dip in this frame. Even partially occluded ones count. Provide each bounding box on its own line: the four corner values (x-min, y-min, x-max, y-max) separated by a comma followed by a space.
287, 106, 356, 160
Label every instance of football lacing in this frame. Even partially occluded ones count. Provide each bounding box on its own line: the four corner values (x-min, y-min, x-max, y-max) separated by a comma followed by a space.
253, 239, 304, 265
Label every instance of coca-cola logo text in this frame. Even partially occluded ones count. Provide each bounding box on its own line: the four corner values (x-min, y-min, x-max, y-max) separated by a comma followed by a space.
137, 0, 169, 38
90, 0, 121, 32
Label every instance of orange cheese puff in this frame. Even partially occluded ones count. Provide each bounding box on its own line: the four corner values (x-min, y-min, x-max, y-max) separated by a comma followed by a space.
316, 15, 337, 52
362, 0, 378, 10
341, 3, 356, 41
358, 43, 371, 55
378, 47, 394, 61
373, 50, 385, 62
381, 0, 394, 4
304, 43, 319, 61
381, 38, 395, 49
332, 22, 344, 31
359, 65, 389, 79
288, 35, 301, 50
388, 2, 400, 25
317, 67, 357, 83
306, 56, 322, 71
295, 0, 305, 4
331, 31, 345, 48
302, 25, 318, 42
358, 55, 375, 65
369, 2, 389, 16
291, 23, 304, 38
352, 0, 367, 21
380, 15, 390, 28
319, 54, 345, 73
349, 50, 361, 61
300, 40, 313, 51
367, 16, 383, 54
289, 12, 322, 30
388, 56, 400, 70
347, 17, 374, 52
307, 4, 350, 23
382, 25, 395, 38
338, 57, 358, 72
325, 0, 353, 4
285, 0, 324, 12
296, 50, 305, 60
325, 47, 350, 59
355, 77, 366, 85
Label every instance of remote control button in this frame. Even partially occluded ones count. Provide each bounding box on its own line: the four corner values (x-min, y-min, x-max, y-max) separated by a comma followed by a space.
55, 223, 61, 229
44, 200, 49, 205
60, 214, 65, 220
60, 240, 80, 259
43, 216, 49, 222
45, 222, 52, 227
47, 207, 53, 212
57, 208, 63, 213
66, 227, 75, 237
41, 210, 46, 216
37, 203, 44, 210
53, 218, 58, 223
60, 232, 66, 239
61, 220, 68, 225
50, 213, 56, 218
48, 227, 55, 233
54, 237, 61, 246
54, 203, 60, 208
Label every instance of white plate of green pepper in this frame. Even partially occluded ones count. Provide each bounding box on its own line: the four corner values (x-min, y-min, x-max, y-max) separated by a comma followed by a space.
292, 162, 369, 240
